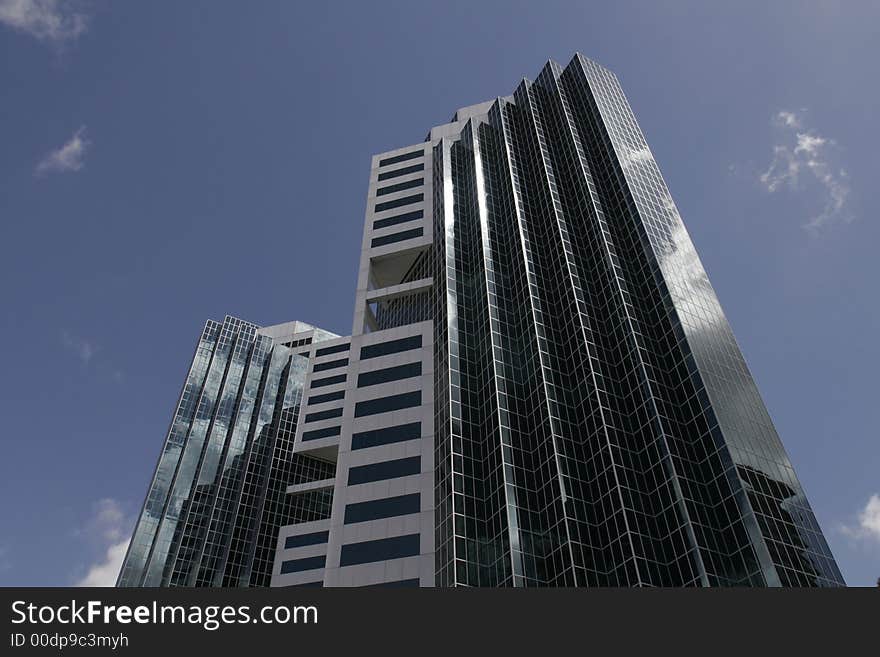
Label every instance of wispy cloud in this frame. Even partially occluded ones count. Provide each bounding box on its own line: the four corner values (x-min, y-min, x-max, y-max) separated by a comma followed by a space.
36, 126, 90, 176
841, 494, 880, 544
0, 0, 88, 44
75, 499, 132, 587
61, 329, 98, 364
759, 109, 852, 233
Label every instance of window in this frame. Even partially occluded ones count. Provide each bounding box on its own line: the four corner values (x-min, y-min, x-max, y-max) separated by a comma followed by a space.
377, 163, 424, 181
315, 343, 350, 357
371, 227, 423, 248
376, 178, 423, 197
373, 210, 423, 230
301, 425, 341, 442
357, 362, 421, 388
339, 534, 420, 567
351, 422, 421, 450
307, 390, 345, 405
344, 493, 420, 524
280, 555, 326, 574
284, 531, 329, 549
304, 407, 343, 423
361, 579, 420, 588
347, 456, 420, 485
310, 374, 346, 388
379, 150, 423, 167
360, 335, 422, 360
354, 391, 420, 417
375, 194, 423, 213
313, 358, 349, 372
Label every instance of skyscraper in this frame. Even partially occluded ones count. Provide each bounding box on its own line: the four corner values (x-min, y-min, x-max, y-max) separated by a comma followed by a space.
120, 54, 844, 588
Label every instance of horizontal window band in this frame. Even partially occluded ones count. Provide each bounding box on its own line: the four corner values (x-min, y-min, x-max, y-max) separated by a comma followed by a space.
372, 210, 423, 230
375, 193, 423, 213
339, 533, 420, 567
310, 373, 347, 388
354, 391, 421, 418
301, 425, 341, 442
361, 335, 422, 360
284, 530, 330, 549
377, 163, 424, 181
371, 227, 423, 248
378, 150, 423, 167
348, 456, 421, 486
307, 390, 345, 405
357, 362, 421, 388
314, 342, 350, 357
313, 357, 349, 372
280, 555, 326, 574
376, 177, 423, 197
344, 493, 420, 524
289, 580, 323, 588
351, 422, 421, 450
361, 578, 420, 588
304, 407, 343, 423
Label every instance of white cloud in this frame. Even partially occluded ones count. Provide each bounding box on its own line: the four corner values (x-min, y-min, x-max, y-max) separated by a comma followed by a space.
61, 329, 97, 364
841, 494, 880, 544
75, 499, 132, 587
0, 0, 88, 43
36, 126, 90, 176
759, 109, 852, 232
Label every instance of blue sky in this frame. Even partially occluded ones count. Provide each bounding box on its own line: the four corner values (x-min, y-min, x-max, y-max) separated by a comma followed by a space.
0, 1, 876, 587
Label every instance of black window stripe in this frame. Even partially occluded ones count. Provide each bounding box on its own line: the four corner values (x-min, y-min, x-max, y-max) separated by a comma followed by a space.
307, 390, 345, 405
361, 578, 420, 588
310, 373, 346, 388
371, 227, 423, 248
354, 391, 420, 418
360, 335, 422, 360
284, 531, 330, 549
289, 580, 324, 588
348, 456, 421, 486
375, 194, 423, 213
351, 422, 421, 450
372, 210, 423, 230
314, 342, 350, 357
280, 555, 326, 574
339, 534, 420, 567
301, 425, 341, 442
376, 178, 423, 197
313, 358, 349, 372
357, 362, 421, 388
304, 407, 343, 423
379, 150, 423, 167
344, 493, 420, 524
377, 163, 424, 181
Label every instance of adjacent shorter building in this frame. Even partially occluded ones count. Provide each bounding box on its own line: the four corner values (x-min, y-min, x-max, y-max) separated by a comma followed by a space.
119, 53, 845, 588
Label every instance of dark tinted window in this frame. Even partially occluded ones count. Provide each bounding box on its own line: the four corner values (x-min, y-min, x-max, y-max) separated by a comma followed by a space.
371, 227, 423, 248
280, 555, 326, 574
314, 343, 350, 357
304, 407, 343, 423
362, 578, 420, 588
351, 422, 421, 450
357, 362, 421, 388
307, 390, 345, 405
290, 581, 324, 588
373, 210, 423, 230
339, 534, 420, 567
301, 425, 341, 442
360, 335, 422, 360
376, 178, 423, 197
310, 374, 346, 388
344, 493, 420, 524
375, 194, 423, 213
377, 163, 424, 181
348, 456, 420, 485
313, 358, 348, 372
354, 391, 420, 417
378, 150, 423, 167
284, 531, 330, 549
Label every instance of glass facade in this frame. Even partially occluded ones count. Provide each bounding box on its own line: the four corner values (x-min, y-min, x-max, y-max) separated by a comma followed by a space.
430, 55, 844, 587
117, 316, 337, 587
